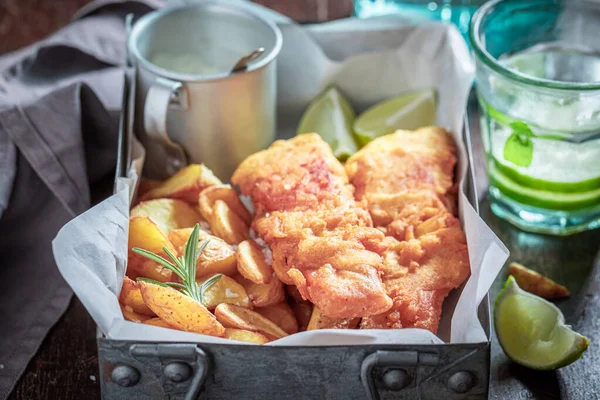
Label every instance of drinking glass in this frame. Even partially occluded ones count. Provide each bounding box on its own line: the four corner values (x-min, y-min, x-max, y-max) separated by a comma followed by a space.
471, 0, 600, 235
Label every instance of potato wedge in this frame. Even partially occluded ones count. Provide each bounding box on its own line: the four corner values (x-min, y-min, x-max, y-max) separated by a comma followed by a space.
144, 317, 179, 330
119, 276, 156, 316
169, 228, 238, 277
508, 262, 570, 299
137, 179, 162, 198
234, 274, 285, 308
286, 285, 305, 303
197, 274, 251, 309
236, 240, 273, 284
128, 216, 175, 282
224, 328, 270, 344
210, 200, 249, 245
307, 307, 360, 330
291, 301, 313, 332
199, 184, 252, 225
120, 304, 151, 323
256, 303, 298, 334
131, 199, 204, 237
141, 164, 222, 203
139, 281, 225, 337
215, 304, 288, 340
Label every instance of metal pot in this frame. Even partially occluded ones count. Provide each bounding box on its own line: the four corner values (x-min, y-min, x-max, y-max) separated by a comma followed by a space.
128, 3, 282, 180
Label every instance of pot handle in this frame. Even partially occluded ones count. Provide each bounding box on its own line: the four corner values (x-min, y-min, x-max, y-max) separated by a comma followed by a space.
143, 77, 188, 175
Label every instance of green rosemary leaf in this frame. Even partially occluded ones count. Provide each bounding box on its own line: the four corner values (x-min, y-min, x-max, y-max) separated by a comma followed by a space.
165, 282, 187, 290
136, 277, 169, 287
132, 248, 178, 273
199, 274, 223, 304
162, 246, 186, 279
185, 224, 201, 283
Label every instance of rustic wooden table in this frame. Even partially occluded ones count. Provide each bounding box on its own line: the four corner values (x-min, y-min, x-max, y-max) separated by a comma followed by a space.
4, 1, 600, 399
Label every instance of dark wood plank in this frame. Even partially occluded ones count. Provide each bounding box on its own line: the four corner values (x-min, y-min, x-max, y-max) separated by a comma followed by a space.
253, 0, 353, 23
9, 298, 99, 400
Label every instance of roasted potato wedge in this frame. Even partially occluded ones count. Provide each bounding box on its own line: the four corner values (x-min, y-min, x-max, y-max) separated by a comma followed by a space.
256, 303, 298, 334
236, 240, 273, 284
144, 317, 179, 330
199, 184, 252, 225
131, 199, 204, 236
234, 274, 285, 308
291, 301, 313, 332
508, 262, 570, 299
139, 281, 225, 337
224, 328, 270, 344
197, 274, 251, 310
210, 200, 249, 245
137, 179, 162, 198
215, 304, 288, 340
128, 216, 175, 282
119, 276, 156, 316
169, 228, 238, 278
140, 164, 222, 203
120, 304, 151, 323
307, 307, 360, 330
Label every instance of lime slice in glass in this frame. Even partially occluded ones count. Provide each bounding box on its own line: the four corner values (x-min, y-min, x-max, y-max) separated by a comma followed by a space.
353, 89, 436, 146
495, 276, 589, 370
297, 87, 357, 161
489, 162, 600, 210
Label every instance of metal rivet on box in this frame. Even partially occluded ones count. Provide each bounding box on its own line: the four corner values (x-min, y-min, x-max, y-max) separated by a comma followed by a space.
447, 371, 475, 393
382, 369, 409, 391
164, 362, 193, 383
111, 365, 140, 387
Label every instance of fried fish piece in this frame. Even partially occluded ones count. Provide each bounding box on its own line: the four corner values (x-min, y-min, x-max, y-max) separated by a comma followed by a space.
232, 134, 392, 318
346, 127, 470, 333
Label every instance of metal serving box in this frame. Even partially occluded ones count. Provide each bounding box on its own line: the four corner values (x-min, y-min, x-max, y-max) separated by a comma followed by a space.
99, 16, 490, 400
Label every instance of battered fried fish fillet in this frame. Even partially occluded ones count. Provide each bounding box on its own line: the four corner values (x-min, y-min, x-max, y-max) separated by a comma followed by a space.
346, 127, 470, 333
232, 134, 393, 318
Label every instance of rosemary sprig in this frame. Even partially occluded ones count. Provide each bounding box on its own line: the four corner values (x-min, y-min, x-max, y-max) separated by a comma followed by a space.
133, 223, 221, 305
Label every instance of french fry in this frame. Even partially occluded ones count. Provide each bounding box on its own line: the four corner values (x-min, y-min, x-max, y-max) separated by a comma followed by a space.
256, 303, 298, 334
215, 304, 288, 340
291, 301, 313, 332
140, 164, 222, 203
138, 281, 225, 337
119, 276, 156, 316
197, 274, 251, 310
120, 304, 151, 323
199, 184, 252, 224
169, 228, 238, 277
210, 200, 250, 245
307, 307, 360, 330
236, 240, 273, 284
144, 317, 179, 330
131, 199, 204, 236
508, 262, 570, 299
224, 328, 270, 344
137, 179, 162, 198
234, 274, 285, 308
128, 216, 175, 282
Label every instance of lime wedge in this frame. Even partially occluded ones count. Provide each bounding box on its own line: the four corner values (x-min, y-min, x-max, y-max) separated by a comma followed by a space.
353, 89, 437, 146
297, 87, 357, 161
495, 276, 589, 370
489, 162, 600, 210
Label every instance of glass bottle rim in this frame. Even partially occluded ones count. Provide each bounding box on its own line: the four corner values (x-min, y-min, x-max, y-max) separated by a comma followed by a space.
469, 0, 600, 91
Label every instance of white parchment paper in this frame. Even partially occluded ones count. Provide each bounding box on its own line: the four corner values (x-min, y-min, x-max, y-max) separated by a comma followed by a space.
53, 3, 509, 345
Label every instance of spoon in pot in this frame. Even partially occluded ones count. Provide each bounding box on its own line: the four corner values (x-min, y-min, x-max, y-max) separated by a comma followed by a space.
230, 47, 265, 74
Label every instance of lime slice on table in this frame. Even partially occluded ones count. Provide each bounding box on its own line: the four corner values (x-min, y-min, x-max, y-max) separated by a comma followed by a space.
297, 87, 358, 161
495, 276, 589, 370
353, 89, 437, 146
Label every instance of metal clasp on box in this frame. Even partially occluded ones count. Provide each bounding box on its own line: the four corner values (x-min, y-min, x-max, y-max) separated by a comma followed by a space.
361, 350, 478, 400
108, 344, 209, 400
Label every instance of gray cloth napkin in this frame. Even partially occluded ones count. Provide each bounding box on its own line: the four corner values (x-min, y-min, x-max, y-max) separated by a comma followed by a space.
0, 1, 162, 398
